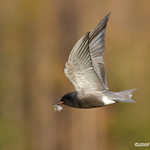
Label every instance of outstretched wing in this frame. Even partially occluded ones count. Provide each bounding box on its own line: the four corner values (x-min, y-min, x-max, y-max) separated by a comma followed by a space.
64, 33, 105, 92
89, 13, 110, 89
64, 13, 110, 92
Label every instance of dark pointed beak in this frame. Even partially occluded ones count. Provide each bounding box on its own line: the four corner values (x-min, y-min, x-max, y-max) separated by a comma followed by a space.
53, 101, 64, 106
56, 101, 64, 105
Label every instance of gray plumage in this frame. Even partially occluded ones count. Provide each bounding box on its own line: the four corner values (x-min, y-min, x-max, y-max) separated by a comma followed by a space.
52, 13, 136, 111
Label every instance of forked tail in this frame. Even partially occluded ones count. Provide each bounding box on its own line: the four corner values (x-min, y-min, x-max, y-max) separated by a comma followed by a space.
114, 89, 136, 103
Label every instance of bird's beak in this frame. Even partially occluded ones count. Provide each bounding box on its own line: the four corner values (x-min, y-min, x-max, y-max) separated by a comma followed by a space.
55, 101, 64, 105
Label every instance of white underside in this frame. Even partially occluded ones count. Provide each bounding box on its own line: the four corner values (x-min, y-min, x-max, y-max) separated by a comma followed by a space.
102, 95, 115, 105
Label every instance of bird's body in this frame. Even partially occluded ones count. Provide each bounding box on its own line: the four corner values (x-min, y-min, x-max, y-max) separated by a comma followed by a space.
52, 13, 135, 111
61, 90, 115, 109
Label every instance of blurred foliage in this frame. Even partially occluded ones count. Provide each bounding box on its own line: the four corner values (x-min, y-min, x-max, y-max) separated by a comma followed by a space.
0, 0, 150, 150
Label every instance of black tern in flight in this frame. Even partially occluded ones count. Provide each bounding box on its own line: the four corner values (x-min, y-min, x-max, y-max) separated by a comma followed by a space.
52, 13, 136, 111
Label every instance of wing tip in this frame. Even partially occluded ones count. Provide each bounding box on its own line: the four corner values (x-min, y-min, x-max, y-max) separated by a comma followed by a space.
99, 12, 111, 29
106, 12, 111, 19
89, 12, 111, 40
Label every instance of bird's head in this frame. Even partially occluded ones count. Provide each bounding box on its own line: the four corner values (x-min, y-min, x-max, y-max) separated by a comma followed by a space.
52, 92, 77, 111
60, 92, 76, 106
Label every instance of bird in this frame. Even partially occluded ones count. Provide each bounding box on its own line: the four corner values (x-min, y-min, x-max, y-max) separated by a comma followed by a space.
52, 13, 136, 112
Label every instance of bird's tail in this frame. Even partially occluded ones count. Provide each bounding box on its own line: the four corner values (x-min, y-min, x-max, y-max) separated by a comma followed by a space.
113, 89, 136, 103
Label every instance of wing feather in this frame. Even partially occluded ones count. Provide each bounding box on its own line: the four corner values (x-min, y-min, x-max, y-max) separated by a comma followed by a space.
64, 33, 104, 92
89, 13, 110, 89
64, 13, 110, 92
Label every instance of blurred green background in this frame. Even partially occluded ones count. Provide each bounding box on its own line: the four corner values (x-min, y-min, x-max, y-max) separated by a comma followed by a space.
0, 0, 150, 150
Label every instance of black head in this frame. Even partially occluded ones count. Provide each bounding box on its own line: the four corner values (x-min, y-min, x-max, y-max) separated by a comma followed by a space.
60, 92, 78, 107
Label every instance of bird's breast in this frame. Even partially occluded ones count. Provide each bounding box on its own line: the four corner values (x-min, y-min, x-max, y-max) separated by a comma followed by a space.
77, 93, 105, 108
